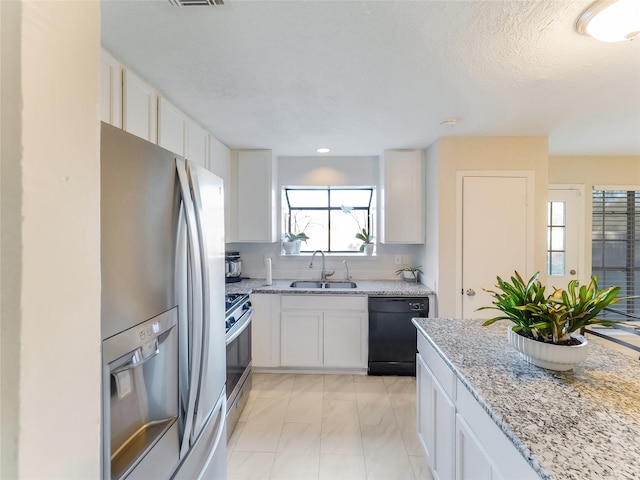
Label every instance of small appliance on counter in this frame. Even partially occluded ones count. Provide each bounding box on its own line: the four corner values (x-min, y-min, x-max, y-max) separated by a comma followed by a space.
225, 252, 242, 283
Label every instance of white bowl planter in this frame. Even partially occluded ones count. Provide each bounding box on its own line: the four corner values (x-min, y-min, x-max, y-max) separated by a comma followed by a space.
507, 327, 590, 371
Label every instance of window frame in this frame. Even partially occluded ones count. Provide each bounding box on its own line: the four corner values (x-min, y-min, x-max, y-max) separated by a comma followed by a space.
283, 186, 374, 253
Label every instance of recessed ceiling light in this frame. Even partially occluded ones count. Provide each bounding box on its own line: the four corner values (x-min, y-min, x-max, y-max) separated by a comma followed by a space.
576, 0, 640, 42
316, 148, 330, 153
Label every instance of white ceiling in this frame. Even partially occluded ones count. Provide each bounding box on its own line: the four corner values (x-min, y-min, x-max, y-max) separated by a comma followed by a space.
101, 0, 640, 157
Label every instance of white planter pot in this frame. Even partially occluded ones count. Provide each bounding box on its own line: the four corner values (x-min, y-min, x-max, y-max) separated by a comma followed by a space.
507, 327, 590, 371
282, 240, 301, 255
364, 243, 374, 256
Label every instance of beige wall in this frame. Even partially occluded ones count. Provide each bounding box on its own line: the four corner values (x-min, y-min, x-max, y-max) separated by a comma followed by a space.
1, 2, 101, 478
423, 136, 549, 317
549, 155, 640, 277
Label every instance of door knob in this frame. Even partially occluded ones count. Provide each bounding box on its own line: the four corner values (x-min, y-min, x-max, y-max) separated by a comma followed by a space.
570, 269, 577, 275
465, 288, 476, 297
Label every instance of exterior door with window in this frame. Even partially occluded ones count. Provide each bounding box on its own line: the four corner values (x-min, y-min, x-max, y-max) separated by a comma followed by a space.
548, 187, 583, 288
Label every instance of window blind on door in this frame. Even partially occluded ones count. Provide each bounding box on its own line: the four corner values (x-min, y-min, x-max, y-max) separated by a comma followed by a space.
592, 190, 640, 319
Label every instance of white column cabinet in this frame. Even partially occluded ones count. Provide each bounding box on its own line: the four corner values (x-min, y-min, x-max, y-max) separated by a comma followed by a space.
416, 352, 434, 468
279, 295, 367, 370
157, 97, 187, 157
123, 69, 157, 143
100, 49, 122, 128
379, 149, 425, 244
234, 150, 278, 243
250, 293, 281, 368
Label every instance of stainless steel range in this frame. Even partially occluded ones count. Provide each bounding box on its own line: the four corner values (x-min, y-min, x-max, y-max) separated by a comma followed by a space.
225, 293, 252, 437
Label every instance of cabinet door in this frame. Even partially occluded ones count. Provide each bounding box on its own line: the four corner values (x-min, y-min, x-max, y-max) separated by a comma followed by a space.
433, 377, 456, 480
280, 310, 323, 367
250, 294, 281, 368
100, 49, 122, 128
157, 97, 187, 156
416, 352, 434, 467
123, 69, 157, 143
236, 150, 277, 242
380, 150, 424, 244
186, 119, 208, 167
323, 312, 366, 368
208, 137, 232, 242
455, 413, 494, 480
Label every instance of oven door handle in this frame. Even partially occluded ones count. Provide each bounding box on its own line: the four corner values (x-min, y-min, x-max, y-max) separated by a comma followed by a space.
226, 310, 253, 346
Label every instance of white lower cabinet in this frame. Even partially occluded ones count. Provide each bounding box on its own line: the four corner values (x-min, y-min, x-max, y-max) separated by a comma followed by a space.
455, 413, 494, 480
250, 293, 281, 368
417, 332, 537, 480
280, 295, 367, 369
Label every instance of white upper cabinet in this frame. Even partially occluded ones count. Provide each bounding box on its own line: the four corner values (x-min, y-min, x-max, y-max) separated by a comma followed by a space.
157, 97, 187, 157
379, 149, 425, 244
100, 49, 122, 128
234, 150, 278, 243
123, 69, 157, 143
208, 136, 232, 242
186, 119, 208, 167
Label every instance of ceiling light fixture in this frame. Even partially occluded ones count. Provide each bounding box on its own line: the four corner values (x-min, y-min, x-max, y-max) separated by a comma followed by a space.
440, 118, 457, 127
576, 0, 640, 42
316, 148, 330, 153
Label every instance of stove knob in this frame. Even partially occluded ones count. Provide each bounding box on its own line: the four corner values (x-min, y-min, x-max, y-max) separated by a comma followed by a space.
243, 301, 252, 310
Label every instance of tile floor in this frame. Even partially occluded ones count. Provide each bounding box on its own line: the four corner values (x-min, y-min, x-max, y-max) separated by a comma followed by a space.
227, 373, 434, 480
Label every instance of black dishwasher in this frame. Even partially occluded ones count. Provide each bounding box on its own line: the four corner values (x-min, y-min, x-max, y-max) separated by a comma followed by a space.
368, 296, 429, 376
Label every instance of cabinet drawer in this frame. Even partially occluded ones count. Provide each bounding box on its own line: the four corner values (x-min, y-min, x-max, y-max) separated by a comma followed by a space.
417, 332, 456, 400
281, 295, 367, 311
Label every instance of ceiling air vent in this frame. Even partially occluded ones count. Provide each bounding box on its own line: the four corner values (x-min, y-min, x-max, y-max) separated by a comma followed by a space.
168, 0, 224, 6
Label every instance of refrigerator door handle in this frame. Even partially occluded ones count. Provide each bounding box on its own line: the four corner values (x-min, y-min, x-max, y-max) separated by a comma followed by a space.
196, 394, 226, 480
176, 158, 205, 458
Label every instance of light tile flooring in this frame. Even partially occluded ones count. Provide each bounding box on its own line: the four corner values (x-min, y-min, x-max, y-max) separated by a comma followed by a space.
227, 373, 434, 480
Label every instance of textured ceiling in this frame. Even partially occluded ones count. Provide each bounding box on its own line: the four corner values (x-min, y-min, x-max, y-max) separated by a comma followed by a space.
101, 0, 640, 157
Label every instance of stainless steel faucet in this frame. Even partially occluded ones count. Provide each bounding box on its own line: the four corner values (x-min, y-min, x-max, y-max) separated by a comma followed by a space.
309, 250, 334, 281
343, 260, 351, 280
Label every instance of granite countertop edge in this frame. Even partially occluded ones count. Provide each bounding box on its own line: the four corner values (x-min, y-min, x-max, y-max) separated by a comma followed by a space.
226, 278, 435, 296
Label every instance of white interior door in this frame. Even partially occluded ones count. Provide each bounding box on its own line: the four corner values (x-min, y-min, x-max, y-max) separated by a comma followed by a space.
548, 187, 583, 288
460, 174, 532, 319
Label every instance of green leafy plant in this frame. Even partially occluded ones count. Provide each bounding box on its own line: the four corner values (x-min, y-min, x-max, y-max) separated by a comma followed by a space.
478, 271, 624, 344
284, 232, 309, 242
341, 205, 373, 252
395, 265, 423, 281
285, 212, 311, 243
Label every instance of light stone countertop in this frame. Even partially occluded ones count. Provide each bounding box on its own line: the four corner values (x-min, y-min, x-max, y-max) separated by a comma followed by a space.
225, 278, 434, 296
413, 317, 640, 480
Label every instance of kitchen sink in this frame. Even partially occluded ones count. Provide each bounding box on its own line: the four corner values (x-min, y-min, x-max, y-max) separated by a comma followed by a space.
289, 281, 357, 289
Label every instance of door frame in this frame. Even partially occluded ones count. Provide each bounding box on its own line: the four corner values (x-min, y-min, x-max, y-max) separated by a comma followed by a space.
548, 184, 586, 287
455, 171, 535, 318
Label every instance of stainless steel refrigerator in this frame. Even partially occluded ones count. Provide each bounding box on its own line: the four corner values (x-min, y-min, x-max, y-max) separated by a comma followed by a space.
101, 122, 227, 480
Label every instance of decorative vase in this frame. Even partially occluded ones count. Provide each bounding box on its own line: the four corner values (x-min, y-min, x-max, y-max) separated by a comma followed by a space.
364, 243, 374, 256
507, 327, 589, 371
282, 241, 294, 255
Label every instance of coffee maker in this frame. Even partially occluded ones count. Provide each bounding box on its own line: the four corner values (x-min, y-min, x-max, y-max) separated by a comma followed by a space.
225, 252, 242, 283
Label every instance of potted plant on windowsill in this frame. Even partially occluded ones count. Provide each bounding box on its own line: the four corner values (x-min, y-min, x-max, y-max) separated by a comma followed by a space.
341, 205, 374, 255
282, 232, 309, 255
478, 271, 625, 371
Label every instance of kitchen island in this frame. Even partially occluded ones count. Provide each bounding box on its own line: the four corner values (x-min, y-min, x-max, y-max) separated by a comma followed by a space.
413, 317, 640, 480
